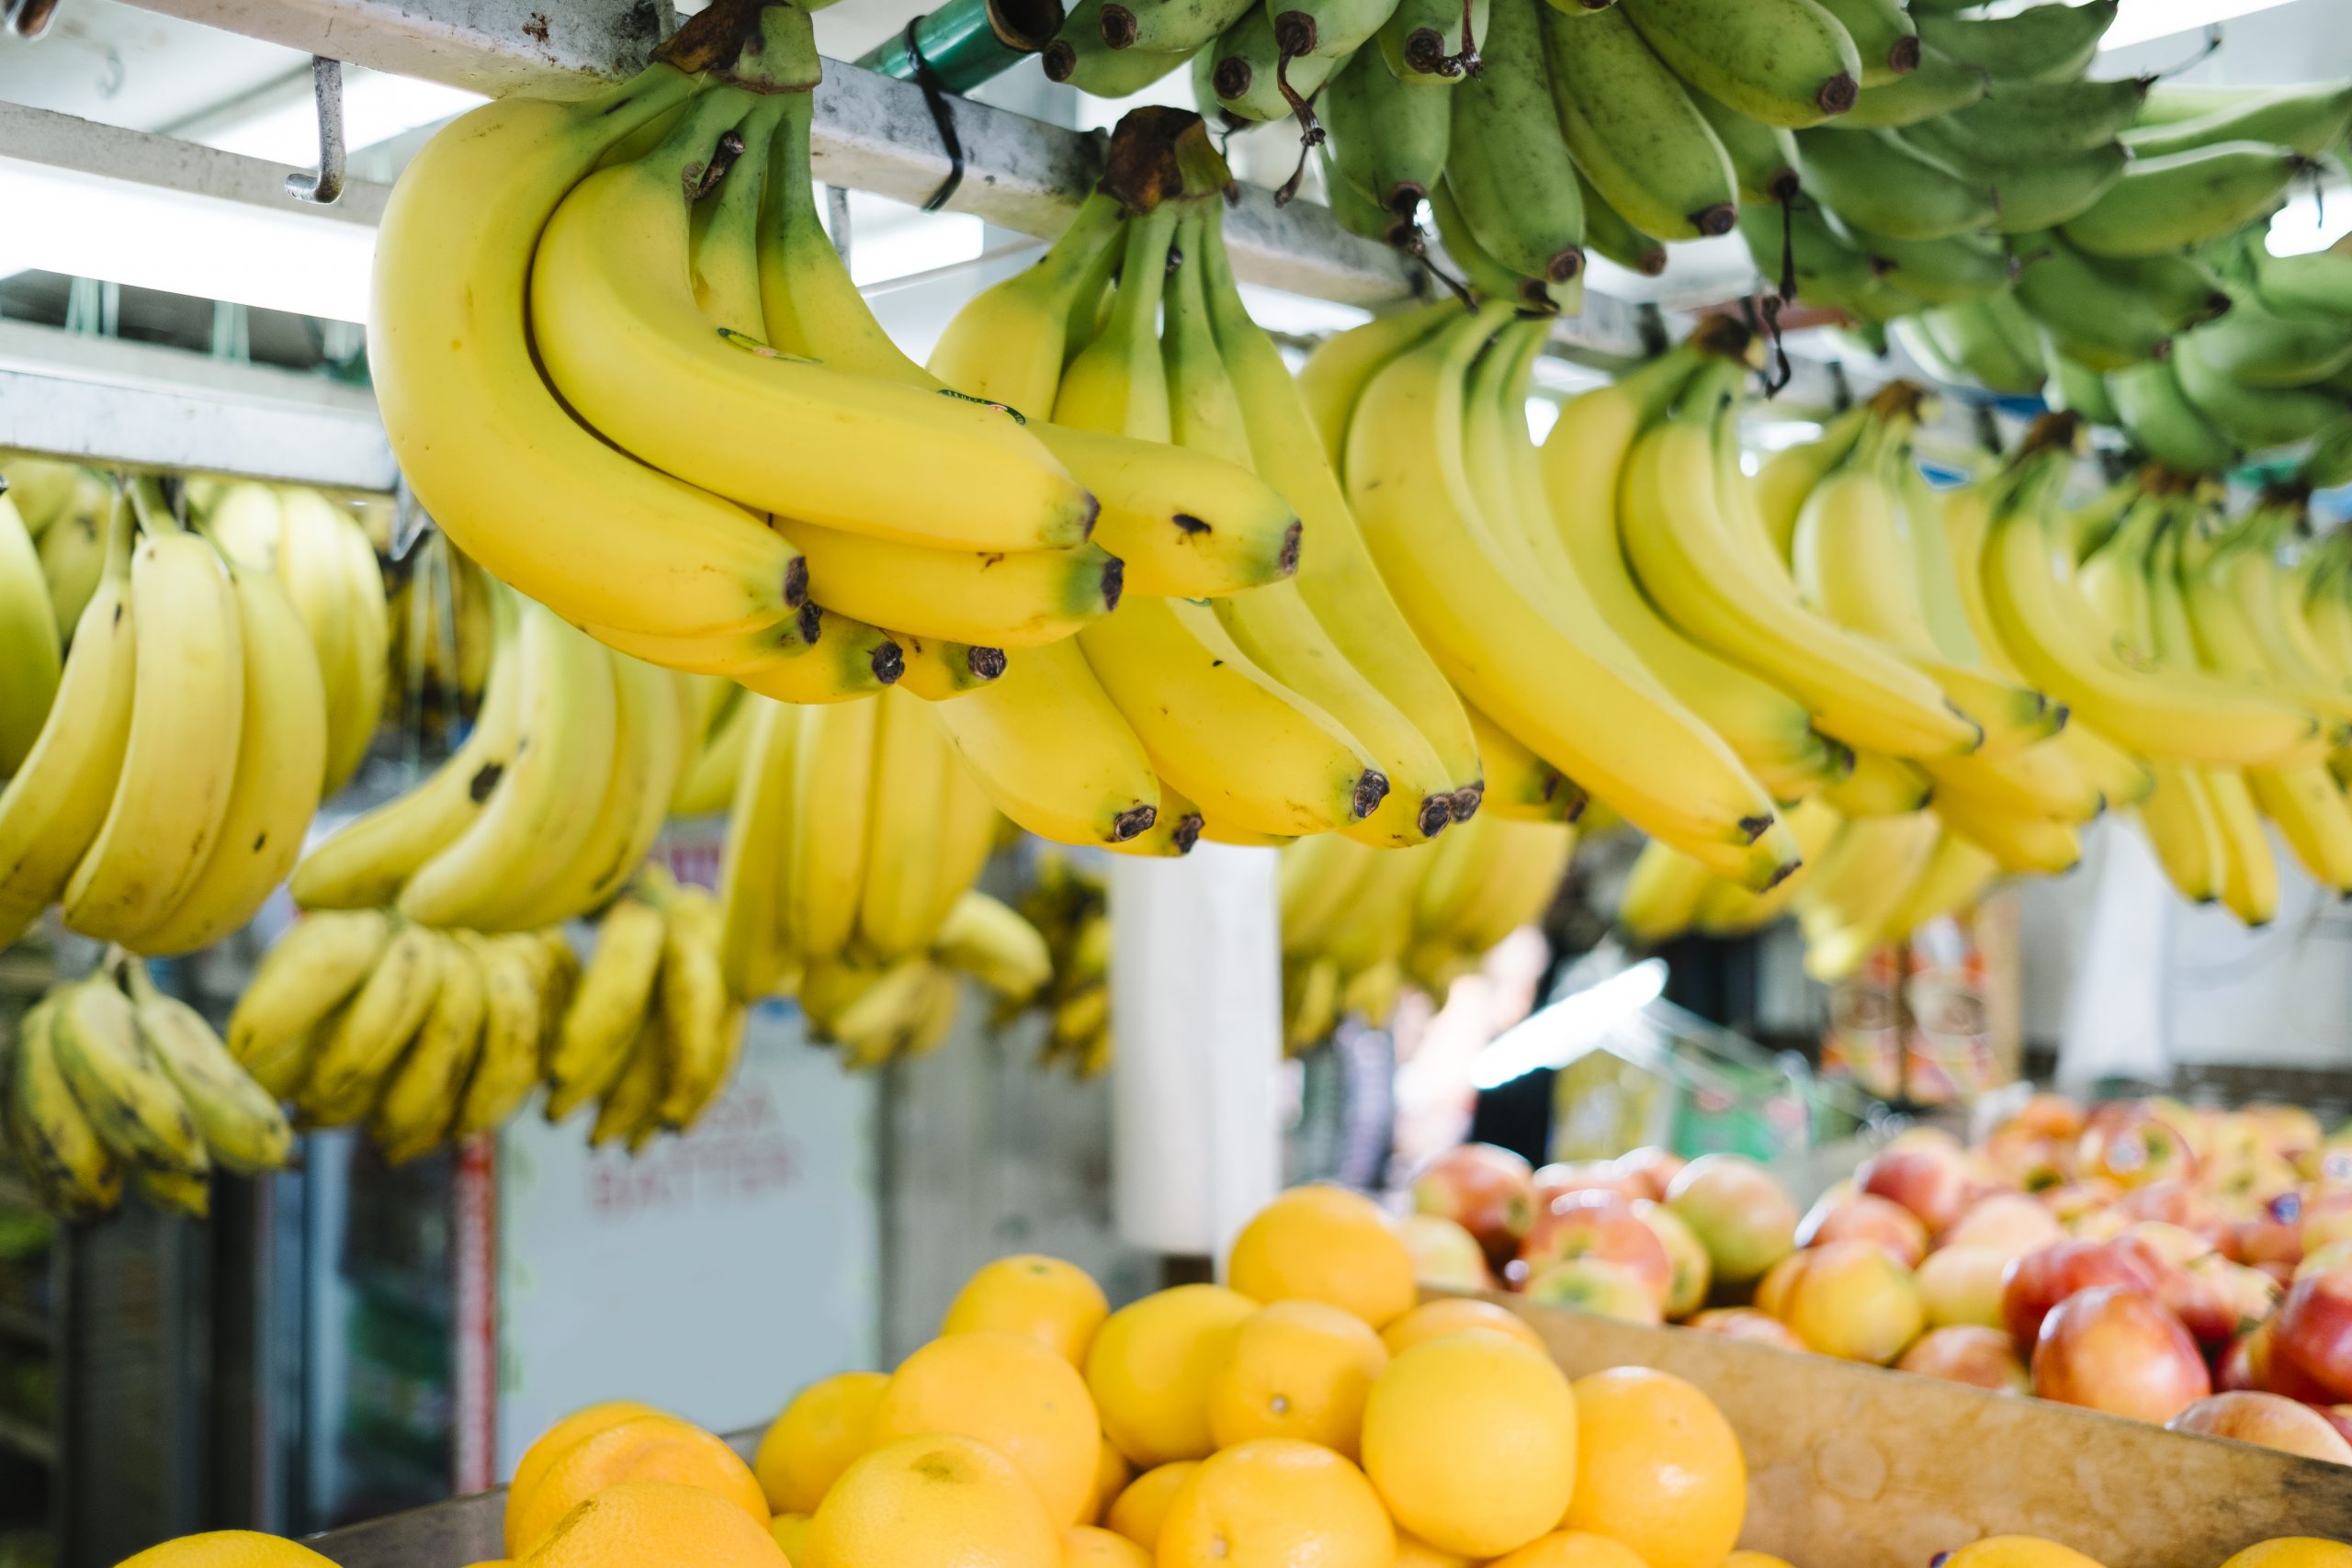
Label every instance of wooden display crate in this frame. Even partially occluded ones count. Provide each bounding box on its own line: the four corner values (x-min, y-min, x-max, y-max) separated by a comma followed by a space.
306, 1297, 2352, 1568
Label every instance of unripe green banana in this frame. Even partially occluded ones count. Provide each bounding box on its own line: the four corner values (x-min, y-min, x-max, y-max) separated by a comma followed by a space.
1447, 0, 1587, 281
2181, 288, 2352, 387
1944, 74, 2150, 159
1688, 86, 1801, 206
1619, 0, 1860, 129
2107, 360, 2239, 475
1836, 45, 1987, 129
2009, 231, 2175, 369
1429, 175, 1572, 308
1376, 0, 1489, 82
2042, 336, 2121, 424
1320, 148, 1415, 245
1794, 128, 1996, 241
1046, 0, 1193, 94
1742, 203, 1918, 320
1578, 165, 1666, 275
2245, 243, 2352, 319
2123, 81, 2352, 161
1914, 1, 2116, 86
1895, 118, 2128, 231
2077, 248, 2235, 333
1915, 297, 2047, 395
1807, 0, 1916, 87
1838, 221, 2011, 305
1542, 2, 1738, 239
1322, 40, 1451, 218
2061, 141, 2307, 259
1204, 6, 1343, 120
1096, 0, 1255, 51
1272, 0, 1408, 60
2172, 337, 2352, 449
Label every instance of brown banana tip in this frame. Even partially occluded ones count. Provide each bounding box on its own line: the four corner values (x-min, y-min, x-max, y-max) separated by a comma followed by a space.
966, 646, 1009, 681
1737, 813, 1775, 845
1770, 172, 1803, 203
1448, 784, 1483, 823
783, 556, 809, 607
1351, 770, 1392, 821
2203, 291, 2233, 321
1100, 555, 1125, 612
871, 639, 906, 684
1110, 803, 1159, 841
1416, 796, 1455, 840
1043, 39, 1076, 80
1818, 73, 1860, 115
1402, 27, 1448, 73
1637, 247, 1668, 277
1214, 56, 1253, 99
2194, 894, 2220, 906
1272, 10, 1316, 55
1888, 35, 1920, 73
1547, 248, 1585, 283
1277, 519, 1303, 575
1099, 4, 1138, 46
1760, 857, 1802, 893
797, 601, 825, 643
1385, 183, 1429, 220
1171, 813, 1205, 853
1691, 203, 1738, 239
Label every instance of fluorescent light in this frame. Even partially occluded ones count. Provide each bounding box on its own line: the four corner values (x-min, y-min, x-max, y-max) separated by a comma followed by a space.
2100, 0, 2297, 50
1466, 958, 1668, 1090
2269, 186, 2352, 256
0, 159, 374, 322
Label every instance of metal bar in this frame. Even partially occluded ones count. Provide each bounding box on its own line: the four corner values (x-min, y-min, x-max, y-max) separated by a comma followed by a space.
0, 321, 398, 491
0, 100, 389, 227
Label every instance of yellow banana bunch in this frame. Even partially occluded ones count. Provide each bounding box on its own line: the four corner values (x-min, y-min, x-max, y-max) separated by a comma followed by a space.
0, 493, 331, 957
202, 481, 389, 795
384, 526, 497, 750
5, 956, 296, 1221
292, 587, 685, 933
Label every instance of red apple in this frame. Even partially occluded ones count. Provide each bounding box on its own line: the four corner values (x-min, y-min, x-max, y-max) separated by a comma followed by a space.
1857, 1146, 1971, 1235
1630, 1198, 1710, 1319
2000, 1238, 2163, 1348
1611, 1146, 1686, 1202
1686, 1307, 1807, 1350
1398, 1213, 1492, 1292
1520, 1190, 1672, 1307
2321, 1406, 2352, 1448
1777, 1239, 1925, 1364
2076, 1104, 2198, 1190
1797, 1192, 1929, 1269
1942, 1193, 2064, 1261
2217, 1330, 2259, 1393
1665, 1153, 1799, 1285
1917, 1247, 2011, 1330
2224, 1209, 2304, 1271
2031, 1286, 2211, 1424
2272, 1268, 2352, 1402
2113, 1182, 2225, 1245
1413, 1144, 1535, 1269
1522, 1257, 1664, 1325
1897, 1325, 2030, 1393
2165, 1391, 2352, 1463
2163, 1254, 2278, 1347
1532, 1160, 1645, 1206
2245, 1315, 2341, 1404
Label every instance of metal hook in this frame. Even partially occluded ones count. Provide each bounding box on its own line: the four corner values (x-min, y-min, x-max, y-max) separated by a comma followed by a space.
286, 56, 345, 205
6, 0, 63, 41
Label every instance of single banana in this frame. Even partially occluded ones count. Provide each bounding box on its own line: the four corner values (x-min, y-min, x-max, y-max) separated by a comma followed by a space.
770, 519, 1122, 649
1794, 129, 1997, 242
1464, 700, 1585, 822
1836, 45, 1989, 129
453, 931, 556, 1136
1444, 0, 1589, 280
300, 922, 446, 1122
859, 686, 954, 962
1619, 0, 1861, 127
1619, 840, 1713, 946
786, 698, 881, 966
2138, 762, 2226, 905
547, 896, 667, 1120
591, 1015, 669, 1151
370, 932, 488, 1164
718, 697, 803, 1000
2061, 141, 2306, 259
227, 908, 393, 1070
35, 479, 109, 649
923, 637, 1160, 850
656, 886, 734, 1127
125, 962, 291, 1176
1810, 0, 1917, 85
0, 494, 61, 776
1822, 749, 1936, 816
1913, 0, 2114, 85
891, 635, 1009, 704
1542, 2, 1734, 243
7, 999, 122, 1221
1322, 43, 1453, 218
933, 891, 1055, 1003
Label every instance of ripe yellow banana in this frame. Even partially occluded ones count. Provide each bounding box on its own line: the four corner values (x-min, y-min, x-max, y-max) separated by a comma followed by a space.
6, 999, 121, 1220
1464, 700, 1585, 823
892, 635, 1008, 704
718, 696, 801, 1001
859, 687, 951, 962
769, 518, 1123, 649
672, 683, 754, 815
0, 491, 61, 776
124, 962, 291, 1176
50, 975, 209, 1181
1693, 795, 1844, 936
933, 890, 1054, 1003
62, 525, 245, 942
454, 931, 558, 1136
548, 896, 667, 1120
372, 933, 488, 1164
300, 922, 446, 1122
786, 699, 880, 966
927, 636, 1162, 848
1619, 840, 1713, 947
656, 886, 734, 1127
2139, 762, 2226, 905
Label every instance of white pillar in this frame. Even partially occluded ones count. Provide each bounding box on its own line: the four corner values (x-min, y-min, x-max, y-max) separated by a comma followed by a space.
1107, 843, 1283, 1265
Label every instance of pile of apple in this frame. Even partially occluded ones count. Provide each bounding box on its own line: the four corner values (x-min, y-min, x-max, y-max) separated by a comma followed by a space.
1405, 1094, 2352, 1466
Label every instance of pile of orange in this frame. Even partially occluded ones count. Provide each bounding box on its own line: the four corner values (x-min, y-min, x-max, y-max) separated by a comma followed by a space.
105, 1182, 2352, 1568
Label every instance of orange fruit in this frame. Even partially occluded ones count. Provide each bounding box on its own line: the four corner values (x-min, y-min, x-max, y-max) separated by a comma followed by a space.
1490, 1532, 1657, 1568
868, 1329, 1100, 1526
1562, 1369, 1744, 1568
1104, 1461, 1199, 1552
1360, 1330, 1578, 1559
1067, 1525, 1154, 1568
1941, 1540, 2109, 1568
1381, 1297, 1547, 1357
505, 1401, 664, 1551
1157, 1438, 1395, 1568
2221, 1545, 2352, 1568
1207, 1300, 1390, 1459
521, 1482, 787, 1568
1395, 1534, 1477, 1568
1084, 1435, 1131, 1524
1085, 1284, 1259, 1465
944, 1255, 1111, 1364
508, 1414, 769, 1558
1227, 1185, 1417, 1328
767, 1515, 809, 1562
117, 1533, 338, 1568
752, 1371, 887, 1515
802, 1432, 1060, 1568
